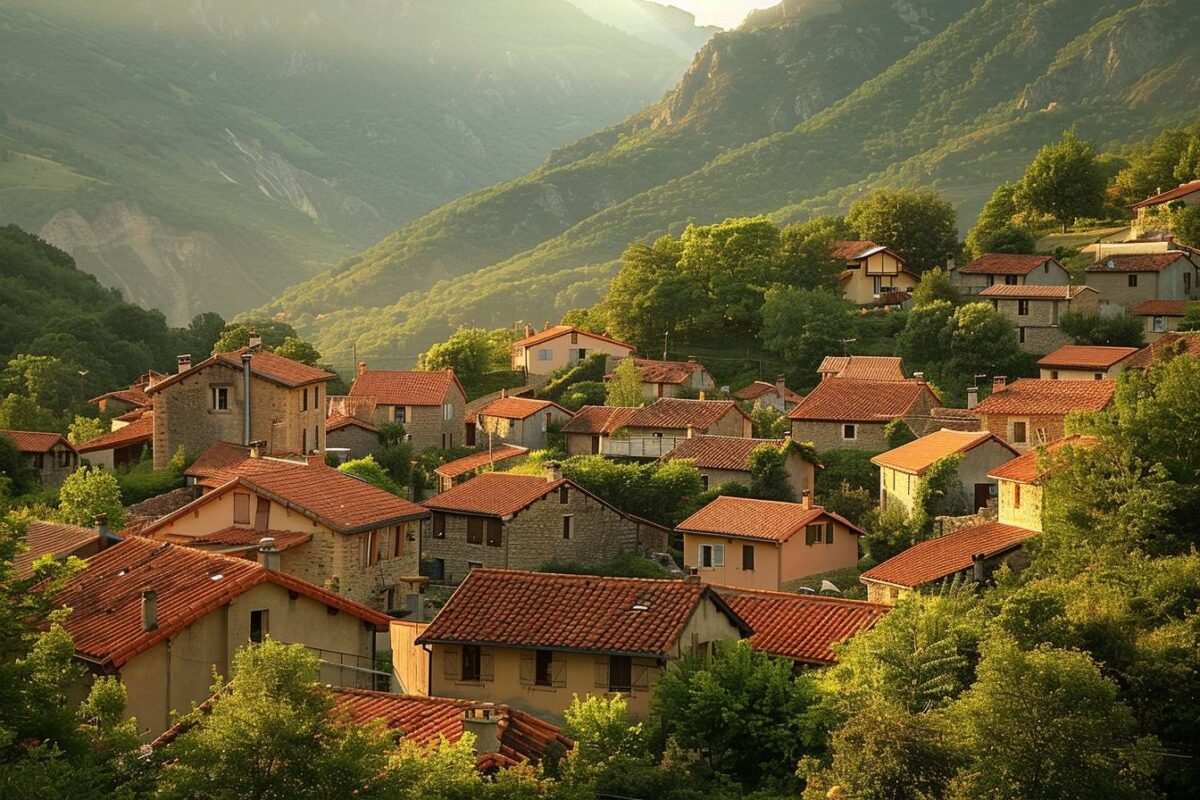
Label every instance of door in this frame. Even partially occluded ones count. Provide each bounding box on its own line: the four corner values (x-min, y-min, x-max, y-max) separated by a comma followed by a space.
974, 483, 993, 513
590, 435, 600, 454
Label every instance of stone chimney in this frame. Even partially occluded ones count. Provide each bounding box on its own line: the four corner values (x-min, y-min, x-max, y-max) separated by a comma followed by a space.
698, 390, 706, 401
93, 513, 114, 550
141, 589, 158, 632
306, 452, 325, 467
545, 461, 563, 483
258, 537, 281, 571
801, 490, 813, 511
685, 425, 695, 439
775, 374, 787, 396
177, 354, 192, 374
687, 355, 697, 364
248, 331, 263, 351
462, 707, 501, 756
358, 361, 367, 377
992, 376, 1007, 394
500, 387, 508, 399
946, 252, 956, 271
966, 385, 979, 409
249, 440, 264, 459
524, 323, 534, 338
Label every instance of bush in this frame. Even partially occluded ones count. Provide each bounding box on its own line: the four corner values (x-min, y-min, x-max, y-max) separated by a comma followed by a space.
815, 450, 880, 498
539, 552, 669, 578
115, 456, 184, 505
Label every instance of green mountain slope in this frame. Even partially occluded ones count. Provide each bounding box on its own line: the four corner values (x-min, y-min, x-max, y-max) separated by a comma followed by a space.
263, 0, 1200, 370
0, 0, 698, 323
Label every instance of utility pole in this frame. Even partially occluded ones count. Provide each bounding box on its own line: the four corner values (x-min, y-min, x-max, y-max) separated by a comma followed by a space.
662, 331, 669, 361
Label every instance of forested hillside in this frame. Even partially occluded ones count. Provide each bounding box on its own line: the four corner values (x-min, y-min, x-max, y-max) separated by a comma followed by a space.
0, 0, 699, 322
260, 0, 1200, 369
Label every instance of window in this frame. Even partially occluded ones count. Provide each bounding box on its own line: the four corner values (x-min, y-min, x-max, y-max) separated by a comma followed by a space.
700, 474, 709, 490
805, 523, 825, 545
562, 515, 574, 540
1094, 373, 1104, 380
486, 519, 503, 547
233, 493, 251, 525
1051, 370, 1059, 380
362, 530, 378, 567
1153, 316, 1166, 333
1186, 273, 1192, 294
698, 543, 724, 567
608, 655, 632, 693
1005, 275, 1019, 285
393, 525, 404, 558
1128, 274, 1138, 288
842, 424, 857, 440
211, 386, 229, 411
537, 348, 553, 361
313, 386, 320, 410
466, 517, 484, 545
431, 512, 446, 539
1013, 483, 1022, 509
443, 403, 454, 421
467, 560, 483, 571
1011, 421, 1028, 444
559, 486, 569, 504
825, 524, 834, 544
302, 428, 308, 455
32, 453, 44, 470
1019, 326, 1027, 344
872, 276, 883, 294
1017, 299, 1030, 316
535, 650, 555, 687
249, 610, 268, 644
461, 645, 482, 681
742, 545, 755, 571
302, 389, 308, 411
393, 405, 407, 423
570, 331, 579, 344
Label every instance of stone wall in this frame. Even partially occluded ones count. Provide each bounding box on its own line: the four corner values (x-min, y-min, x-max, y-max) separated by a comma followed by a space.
979, 413, 1066, 453
793, 419, 888, 452
327, 424, 380, 460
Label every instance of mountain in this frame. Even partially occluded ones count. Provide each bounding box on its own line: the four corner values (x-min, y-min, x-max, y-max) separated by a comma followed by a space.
565, 0, 720, 57
0, 0, 704, 323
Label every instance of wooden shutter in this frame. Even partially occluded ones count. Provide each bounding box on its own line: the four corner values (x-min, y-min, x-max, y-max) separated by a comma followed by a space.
714, 545, 724, 567
467, 517, 483, 545
519, 653, 535, 686
253, 496, 270, 531
551, 660, 567, 688
594, 658, 610, 689
631, 660, 651, 692
486, 519, 503, 547
825, 523, 834, 544
393, 525, 403, 558
480, 652, 494, 682
233, 493, 251, 525
443, 648, 460, 681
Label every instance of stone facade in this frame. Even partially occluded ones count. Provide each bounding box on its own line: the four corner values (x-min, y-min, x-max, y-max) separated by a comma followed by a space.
977, 412, 1067, 454
987, 292, 1099, 354
31, 444, 79, 488
791, 419, 889, 453
995, 478, 1043, 533
477, 406, 572, 451
374, 391, 467, 452
1087, 258, 1199, 312
326, 422, 381, 460
953, 260, 1071, 295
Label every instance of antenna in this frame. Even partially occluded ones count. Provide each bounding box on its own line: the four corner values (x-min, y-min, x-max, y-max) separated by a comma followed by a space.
839, 337, 857, 356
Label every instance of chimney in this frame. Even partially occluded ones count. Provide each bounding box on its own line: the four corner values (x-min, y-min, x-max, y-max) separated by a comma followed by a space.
966, 386, 979, 410
500, 387, 507, 399
177, 354, 192, 374
698, 390, 706, 401
684, 568, 701, 585
358, 361, 367, 378
801, 490, 813, 511
141, 589, 158, 632
946, 252, 956, 271
913, 371, 924, 381
306, 452, 324, 467
775, 373, 787, 395
258, 537, 281, 571
249, 440, 264, 459
524, 323, 534, 338
543, 321, 550, 331
685, 425, 695, 439
462, 707, 501, 756
972, 554, 986, 583
93, 513, 114, 550
545, 461, 562, 483
248, 331, 262, 351
242, 352, 253, 446
992, 376, 1006, 394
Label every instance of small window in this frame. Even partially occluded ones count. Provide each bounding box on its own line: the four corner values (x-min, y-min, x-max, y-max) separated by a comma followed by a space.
302, 389, 308, 411
249, 609, 268, 644
1017, 299, 1030, 316
432, 512, 446, 539
842, 424, 857, 440
462, 644, 482, 681
1051, 370, 1059, 380
1005, 275, 1019, 286
466, 517, 484, 545
393, 525, 404, 558
1094, 373, 1104, 380
1128, 274, 1138, 288
608, 655, 632, 693
535, 650, 554, 687
1019, 326, 1027, 344
700, 474, 709, 490
393, 405, 407, 423
698, 543, 723, 567
467, 560, 483, 571
1011, 421, 1027, 444
211, 386, 229, 411
562, 515, 574, 540
559, 486, 569, 504
486, 519, 503, 548
302, 428, 308, 455
742, 545, 755, 571
233, 493, 251, 525
537, 348, 553, 361
444, 403, 454, 421
1013, 483, 1022, 509
825, 524, 834, 544
1153, 316, 1166, 333
570, 331, 579, 344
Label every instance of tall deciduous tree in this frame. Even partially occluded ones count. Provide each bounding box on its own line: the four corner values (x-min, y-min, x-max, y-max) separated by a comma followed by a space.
677, 217, 783, 336
57, 466, 124, 529
846, 189, 959, 271
605, 358, 644, 408
210, 320, 299, 355
603, 235, 693, 351
416, 327, 513, 383
909, 267, 959, 308
760, 287, 854, 384
1015, 129, 1107, 232
274, 337, 323, 367
748, 444, 795, 502
778, 215, 857, 290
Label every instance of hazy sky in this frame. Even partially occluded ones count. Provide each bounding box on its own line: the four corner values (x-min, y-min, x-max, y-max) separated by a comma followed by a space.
664, 0, 774, 28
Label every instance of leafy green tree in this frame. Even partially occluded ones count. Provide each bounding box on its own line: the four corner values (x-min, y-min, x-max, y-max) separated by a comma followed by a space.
677, 216, 782, 335
561, 693, 645, 770
1059, 311, 1144, 347
559, 380, 607, 411
778, 215, 857, 289
883, 418, 917, 449
863, 505, 918, 563
846, 189, 959, 271
748, 402, 789, 439
1015, 129, 1107, 232
760, 287, 854, 381
184, 312, 227, 358
210, 320, 299, 355
274, 336, 322, 367
965, 182, 1039, 258
897, 300, 953, 374
968, 223, 1037, 257
909, 267, 959, 308
1111, 127, 1199, 206
0, 435, 38, 497
1173, 204, 1200, 248
814, 450, 879, 498
57, 466, 124, 529
68, 415, 106, 446
603, 235, 694, 351
605, 358, 644, 407
748, 444, 794, 501
416, 327, 512, 383
2, 354, 84, 418
1178, 300, 1200, 331
0, 394, 59, 432
338, 455, 403, 495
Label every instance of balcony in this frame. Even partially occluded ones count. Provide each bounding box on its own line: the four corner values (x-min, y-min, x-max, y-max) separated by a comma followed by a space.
602, 436, 686, 459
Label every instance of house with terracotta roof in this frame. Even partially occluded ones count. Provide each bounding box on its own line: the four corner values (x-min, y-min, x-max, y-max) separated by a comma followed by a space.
347, 365, 467, 451
817, 355, 906, 382
871, 430, 1018, 517
987, 435, 1097, 534
607, 357, 717, 401
979, 283, 1099, 352
143, 443, 429, 612
715, 587, 889, 667
88, 376, 155, 415
972, 378, 1115, 452
833, 241, 918, 305
324, 415, 380, 460
420, 466, 669, 584
473, 392, 573, 451
415, 568, 749, 719
0, 429, 78, 487
51, 538, 392, 738
1124, 330, 1200, 369
511, 324, 635, 376
145, 346, 332, 470
733, 375, 803, 412
13, 519, 110, 580
677, 494, 862, 592
1130, 180, 1200, 238
603, 398, 752, 458
951, 253, 1069, 294
561, 405, 640, 456
859, 520, 1033, 604
76, 411, 154, 469
1036, 344, 1139, 380
1085, 252, 1199, 313
787, 379, 940, 452
662, 435, 816, 498
433, 444, 530, 493
1132, 299, 1194, 341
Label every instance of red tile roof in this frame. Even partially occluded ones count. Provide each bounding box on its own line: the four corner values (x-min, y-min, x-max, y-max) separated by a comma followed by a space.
348, 369, 465, 406
417, 569, 749, 656
560, 405, 639, 435
181, 528, 313, 552
817, 355, 906, 381
0, 429, 74, 454
76, 413, 154, 454
50, 538, 391, 667
664, 436, 793, 472
1085, 253, 1193, 273
977, 284, 1093, 300
676, 496, 863, 543
987, 435, 1098, 484
513, 325, 634, 351
733, 381, 804, 403
184, 442, 258, 483
14, 520, 101, 580
423, 472, 564, 517
972, 379, 1115, 417
860, 522, 1033, 589
325, 415, 379, 434
957, 253, 1060, 275
1036, 345, 1139, 370
788, 379, 938, 423
477, 396, 570, 421
433, 445, 529, 479
1130, 179, 1200, 209
1123, 331, 1200, 368
1132, 299, 1191, 316
88, 385, 152, 409
715, 587, 889, 665
871, 430, 1015, 475
832, 240, 878, 260
624, 398, 748, 431
608, 357, 707, 385
146, 347, 333, 394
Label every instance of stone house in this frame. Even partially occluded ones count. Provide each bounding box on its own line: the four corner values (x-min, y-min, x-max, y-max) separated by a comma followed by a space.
987, 434, 1097, 534
605, 357, 717, 401
732, 376, 803, 412
511, 325, 635, 376
978, 284, 1099, 353
77, 411, 154, 469
787, 379, 941, 452
52, 537, 392, 738
677, 494, 863, 592
347, 366, 467, 451
145, 347, 332, 470
1036, 344, 1139, 380
561, 406, 640, 456
0, 429, 78, 487
143, 443, 429, 612
603, 398, 753, 459
1132, 299, 1192, 341
871, 429, 1018, 517
474, 394, 573, 451
432, 444, 529, 494
416, 569, 749, 721
1084, 252, 1199, 313
950, 253, 1070, 296
834, 241, 918, 305
817, 355, 906, 382
662, 435, 816, 497
972, 378, 1115, 452
88, 371, 159, 415
325, 416, 380, 460
1130, 180, 1200, 238
419, 467, 669, 584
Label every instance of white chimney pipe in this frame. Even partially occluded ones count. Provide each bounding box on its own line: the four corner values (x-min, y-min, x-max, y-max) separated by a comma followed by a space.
141, 589, 158, 632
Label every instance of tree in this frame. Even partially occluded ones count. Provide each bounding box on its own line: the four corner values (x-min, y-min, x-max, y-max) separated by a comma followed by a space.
1111, 127, 1199, 206
778, 215, 857, 290
910, 267, 959, 308
274, 336, 322, 367
559, 381, 607, 411
1178, 300, 1200, 331
2, 354, 85, 418
602, 235, 694, 351
883, 418, 917, 449
0, 394, 58, 432
68, 415, 105, 446
1015, 129, 1107, 232
156, 640, 394, 800
847, 189, 959, 271
967, 223, 1037, 258
561, 693, 645, 771
677, 216, 782, 335
941, 302, 1022, 402
210, 320, 299, 355
897, 300, 954, 375
863, 504, 919, 563
1059, 310, 1144, 347
748, 402, 789, 439
0, 434, 38, 497
605, 358, 644, 407
58, 466, 124, 529
184, 312, 227, 357
1173, 204, 1200, 248
416, 327, 512, 383
760, 287, 854, 380
748, 444, 794, 501
338, 455, 403, 495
